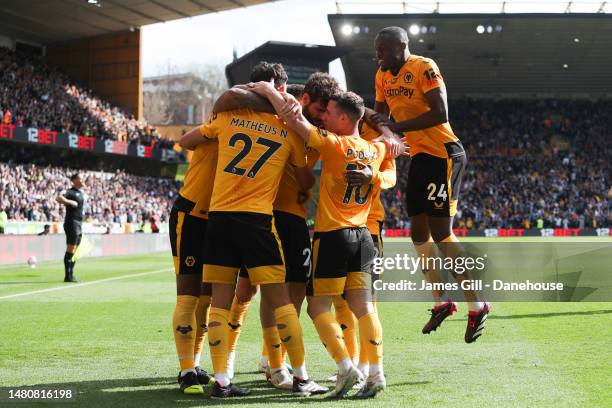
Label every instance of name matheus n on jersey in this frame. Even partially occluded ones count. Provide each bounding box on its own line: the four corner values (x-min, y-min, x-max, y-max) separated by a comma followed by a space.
230, 117, 289, 138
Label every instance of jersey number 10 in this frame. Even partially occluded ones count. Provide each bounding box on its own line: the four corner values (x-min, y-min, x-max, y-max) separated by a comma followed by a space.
343, 163, 373, 205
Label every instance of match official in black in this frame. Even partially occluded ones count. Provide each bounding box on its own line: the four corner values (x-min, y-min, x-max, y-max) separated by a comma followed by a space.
55, 174, 85, 283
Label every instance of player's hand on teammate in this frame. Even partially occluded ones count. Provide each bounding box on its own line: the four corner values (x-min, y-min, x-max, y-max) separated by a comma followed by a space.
369, 111, 392, 127
345, 164, 373, 186
400, 136, 410, 156
375, 133, 405, 159
246, 80, 276, 96
277, 94, 302, 123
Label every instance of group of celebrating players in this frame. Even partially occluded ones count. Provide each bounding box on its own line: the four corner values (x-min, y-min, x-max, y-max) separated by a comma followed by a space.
168, 26, 491, 400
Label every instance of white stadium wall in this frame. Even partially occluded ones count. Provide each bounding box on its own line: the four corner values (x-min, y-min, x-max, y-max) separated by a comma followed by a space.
0, 234, 170, 266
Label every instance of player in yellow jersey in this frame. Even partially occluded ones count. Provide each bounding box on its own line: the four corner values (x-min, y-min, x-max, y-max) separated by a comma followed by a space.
168, 137, 217, 394
327, 120, 397, 388
213, 74, 340, 387
334, 121, 397, 387
248, 82, 402, 398
180, 63, 325, 398
373, 26, 490, 343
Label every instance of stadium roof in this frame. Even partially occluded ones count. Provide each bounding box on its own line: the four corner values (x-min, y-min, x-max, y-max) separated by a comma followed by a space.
0, 0, 277, 44
225, 41, 350, 85
329, 13, 612, 99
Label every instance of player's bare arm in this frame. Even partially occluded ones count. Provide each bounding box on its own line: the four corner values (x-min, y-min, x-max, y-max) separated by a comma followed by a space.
365, 104, 391, 130
212, 84, 276, 114
248, 81, 312, 142
363, 105, 405, 158
387, 87, 449, 133
55, 195, 77, 208
179, 126, 207, 150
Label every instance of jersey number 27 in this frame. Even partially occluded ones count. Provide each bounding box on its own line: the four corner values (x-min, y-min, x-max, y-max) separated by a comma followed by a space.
224, 133, 281, 178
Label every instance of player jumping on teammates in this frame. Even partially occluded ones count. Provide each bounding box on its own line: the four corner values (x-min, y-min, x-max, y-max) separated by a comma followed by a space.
372, 26, 490, 343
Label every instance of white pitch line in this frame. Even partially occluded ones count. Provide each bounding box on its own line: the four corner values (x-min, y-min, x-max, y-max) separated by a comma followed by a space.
0, 268, 172, 300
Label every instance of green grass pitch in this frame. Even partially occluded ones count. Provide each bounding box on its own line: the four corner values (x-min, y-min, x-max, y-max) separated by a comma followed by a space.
1, 238, 611, 407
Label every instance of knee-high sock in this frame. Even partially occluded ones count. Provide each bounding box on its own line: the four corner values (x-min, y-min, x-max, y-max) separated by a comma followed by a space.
172, 295, 199, 370
358, 312, 383, 372
194, 295, 211, 366
208, 307, 230, 376
313, 311, 350, 364
274, 304, 305, 369
63, 252, 72, 278
358, 303, 378, 367
262, 326, 283, 369
333, 296, 358, 361
358, 327, 368, 365
227, 296, 251, 353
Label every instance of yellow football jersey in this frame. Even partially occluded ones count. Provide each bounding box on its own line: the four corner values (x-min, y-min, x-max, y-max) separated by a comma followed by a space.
200, 109, 306, 215
359, 123, 396, 234
178, 140, 218, 219
273, 149, 319, 219
375, 54, 460, 159
307, 126, 386, 232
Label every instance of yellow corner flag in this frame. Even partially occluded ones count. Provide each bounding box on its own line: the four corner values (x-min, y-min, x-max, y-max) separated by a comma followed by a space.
72, 235, 93, 261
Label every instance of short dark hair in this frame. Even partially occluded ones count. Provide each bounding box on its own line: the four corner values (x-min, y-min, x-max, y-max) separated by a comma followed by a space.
70, 173, 80, 181
330, 91, 365, 123
303, 72, 340, 106
286, 84, 305, 99
249, 61, 288, 88
377, 26, 409, 44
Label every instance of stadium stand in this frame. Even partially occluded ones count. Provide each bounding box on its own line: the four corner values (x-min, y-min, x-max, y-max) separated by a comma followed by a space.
382, 98, 611, 230
0, 46, 171, 148
0, 159, 178, 224
2, 96, 610, 230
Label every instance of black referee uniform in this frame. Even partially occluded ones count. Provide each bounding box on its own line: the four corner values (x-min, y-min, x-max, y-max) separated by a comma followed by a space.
63, 187, 84, 282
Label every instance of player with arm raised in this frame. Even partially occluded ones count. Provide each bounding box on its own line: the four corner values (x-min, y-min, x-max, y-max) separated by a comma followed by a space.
249, 82, 402, 398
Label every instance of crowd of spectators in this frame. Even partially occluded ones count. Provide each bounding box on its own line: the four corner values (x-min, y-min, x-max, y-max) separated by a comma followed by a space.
0, 162, 179, 225
382, 98, 612, 230
1, 71, 610, 230
0, 46, 172, 148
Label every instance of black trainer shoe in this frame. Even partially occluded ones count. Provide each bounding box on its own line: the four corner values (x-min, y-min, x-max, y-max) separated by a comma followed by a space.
64, 276, 80, 283
292, 377, 329, 396
465, 302, 491, 343
178, 371, 204, 394
210, 382, 251, 399
195, 366, 212, 385
422, 301, 457, 334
